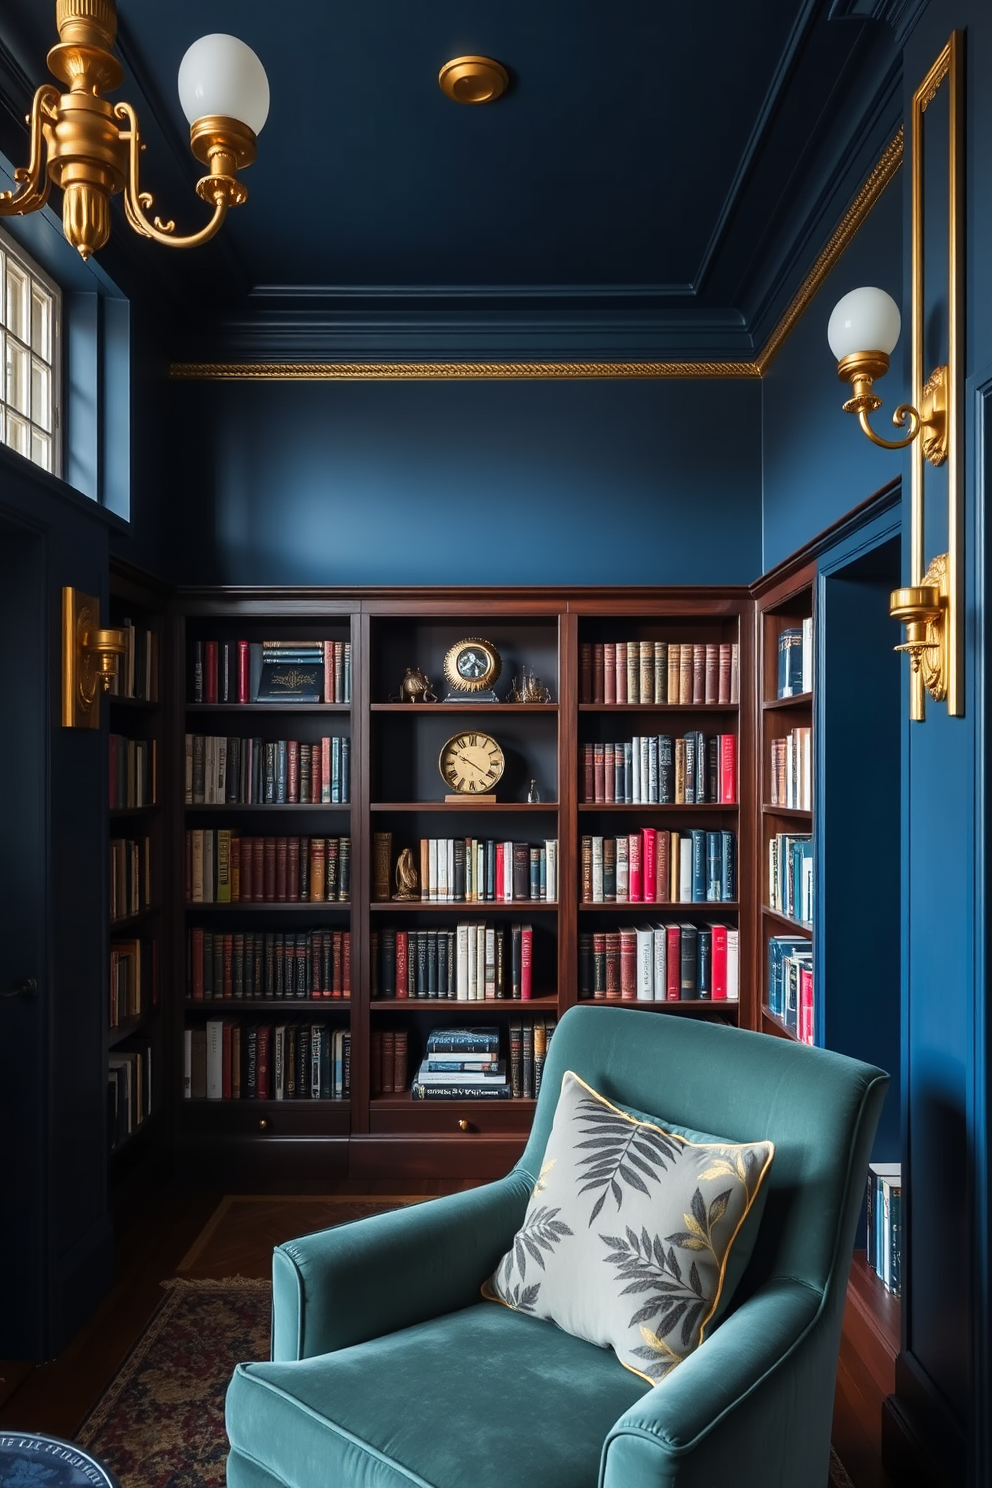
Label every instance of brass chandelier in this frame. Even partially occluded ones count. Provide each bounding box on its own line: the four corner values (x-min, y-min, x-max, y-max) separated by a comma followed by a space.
0, 0, 269, 260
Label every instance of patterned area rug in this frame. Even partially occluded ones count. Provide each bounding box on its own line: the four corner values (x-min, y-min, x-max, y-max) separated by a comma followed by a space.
77, 1270, 857, 1488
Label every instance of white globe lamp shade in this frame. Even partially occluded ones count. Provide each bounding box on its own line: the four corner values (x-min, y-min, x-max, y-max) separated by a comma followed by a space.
178, 34, 270, 135
827, 286, 901, 362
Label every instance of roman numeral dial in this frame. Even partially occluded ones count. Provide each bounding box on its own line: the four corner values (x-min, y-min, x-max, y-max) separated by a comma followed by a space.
439, 731, 505, 795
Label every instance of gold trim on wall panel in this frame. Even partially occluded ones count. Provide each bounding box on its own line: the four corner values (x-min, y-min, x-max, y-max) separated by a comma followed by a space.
169, 359, 762, 381
168, 131, 903, 384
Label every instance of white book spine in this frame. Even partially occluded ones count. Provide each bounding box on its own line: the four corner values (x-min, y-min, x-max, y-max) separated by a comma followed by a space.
456, 922, 470, 999
591, 837, 604, 902
216, 736, 227, 802
679, 837, 693, 903
631, 738, 641, 804
653, 925, 667, 1001
274, 1026, 285, 1100
546, 840, 558, 902
726, 928, 739, 1000
635, 926, 654, 1000
474, 923, 485, 1001
204, 735, 216, 805
615, 836, 629, 903
206, 1018, 224, 1100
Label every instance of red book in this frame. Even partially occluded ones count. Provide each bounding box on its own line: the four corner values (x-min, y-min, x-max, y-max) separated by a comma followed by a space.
287, 837, 300, 901
592, 643, 605, 703
268, 837, 281, 901
655, 831, 671, 903
582, 744, 595, 803
799, 966, 815, 1045
604, 931, 621, 1001
240, 837, 254, 902
204, 640, 218, 705
718, 643, 731, 706
395, 931, 409, 997
520, 924, 533, 1000
495, 841, 505, 901
287, 740, 300, 803
309, 743, 321, 805
604, 744, 615, 804
628, 833, 643, 903
709, 923, 728, 1000
619, 927, 637, 1001
641, 829, 656, 902
252, 839, 265, 903
321, 737, 331, 803
257, 1024, 272, 1099
230, 836, 241, 902
704, 643, 719, 705
310, 933, 323, 998
237, 640, 249, 704
615, 642, 627, 704
190, 927, 204, 1000
593, 744, 605, 803
222, 1021, 233, 1099
332, 931, 343, 997
665, 926, 681, 1001
692, 643, 705, 705
603, 643, 616, 705
720, 734, 737, 804
381, 1029, 395, 1093
342, 931, 351, 997
579, 643, 593, 704
323, 640, 333, 703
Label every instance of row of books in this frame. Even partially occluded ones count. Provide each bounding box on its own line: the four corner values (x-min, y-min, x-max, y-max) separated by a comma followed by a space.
770, 727, 812, 811
190, 638, 352, 704
581, 829, 737, 904
188, 928, 352, 1000
768, 833, 813, 923
110, 835, 152, 923
379, 838, 559, 904
777, 620, 813, 699
578, 923, 740, 1002
579, 640, 739, 706
370, 1027, 408, 1094
370, 923, 535, 1000
185, 832, 352, 904
107, 1042, 152, 1150
767, 936, 814, 1043
866, 1162, 902, 1297
109, 937, 156, 1027
185, 734, 351, 805
109, 735, 157, 810
407, 1021, 557, 1100
185, 1020, 351, 1100
108, 618, 158, 703
580, 733, 737, 804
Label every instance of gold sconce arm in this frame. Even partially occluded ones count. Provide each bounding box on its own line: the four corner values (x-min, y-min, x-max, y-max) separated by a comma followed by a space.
889, 556, 948, 704
0, 86, 59, 216
62, 587, 126, 729
837, 353, 947, 464
116, 101, 241, 249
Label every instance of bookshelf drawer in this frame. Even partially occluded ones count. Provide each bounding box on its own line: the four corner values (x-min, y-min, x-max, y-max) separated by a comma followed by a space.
181, 1100, 351, 1137
369, 1099, 536, 1136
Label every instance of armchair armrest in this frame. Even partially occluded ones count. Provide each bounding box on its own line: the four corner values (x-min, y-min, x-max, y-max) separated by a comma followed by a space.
602, 1278, 828, 1487
272, 1172, 532, 1361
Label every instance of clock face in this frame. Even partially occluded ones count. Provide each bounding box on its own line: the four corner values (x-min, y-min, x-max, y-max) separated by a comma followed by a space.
439, 731, 505, 794
443, 637, 502, 693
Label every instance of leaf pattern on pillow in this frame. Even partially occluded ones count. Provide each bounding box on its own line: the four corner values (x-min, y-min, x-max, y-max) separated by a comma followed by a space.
697, 1145, 765, 1198
573, 1095, 682, 1224
600, 1223, 708, 1360
665, 1185, 734, 1259
495, 1204, 574, 1301
500, 1280, 542, 1313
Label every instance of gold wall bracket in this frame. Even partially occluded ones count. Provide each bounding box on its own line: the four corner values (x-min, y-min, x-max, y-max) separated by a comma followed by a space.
838, 354, 947, 464
890, 552, 948, 703
62, 587, 126, 728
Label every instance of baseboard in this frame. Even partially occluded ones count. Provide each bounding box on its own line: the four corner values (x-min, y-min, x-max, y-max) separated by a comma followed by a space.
882, 1352, 967, 1488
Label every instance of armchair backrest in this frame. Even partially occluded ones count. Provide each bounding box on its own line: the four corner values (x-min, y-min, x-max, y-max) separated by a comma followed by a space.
519, 1006, 888, 1301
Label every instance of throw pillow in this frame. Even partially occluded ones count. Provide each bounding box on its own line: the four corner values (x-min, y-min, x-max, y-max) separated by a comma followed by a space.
483, 1070, 774, 1383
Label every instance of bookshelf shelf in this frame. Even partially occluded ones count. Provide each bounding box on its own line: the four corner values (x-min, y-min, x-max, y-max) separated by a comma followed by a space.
369, 900, 557, 913
110, 905, 161, 931
581, 998, 740, 1018
579, 900, 740, 911
185, 998, 350, 1010
109, 695, 160, 712
185, 901, 352, 912
184, 803, 351, 813
578, 703, 737, 713
578, 802, 738, 813
110, 805, 159, 818
760, 905, 813, 934
761, 805, 812, 820
109, 1012, 158, 1048
761, 1007, 800, 1041
370, 996, 559, 1012
761, 693, 813, 711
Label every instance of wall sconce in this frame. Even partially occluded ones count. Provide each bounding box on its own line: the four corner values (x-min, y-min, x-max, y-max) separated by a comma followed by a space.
827, 33, 964, 720
62, 587, 126, 729
0, 0, 268, 260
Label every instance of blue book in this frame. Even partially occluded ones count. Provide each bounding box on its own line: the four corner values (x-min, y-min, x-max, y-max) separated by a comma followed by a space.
691, 829, 706, 902
331, 736, 341, 802
706, 831, 722, 902
657, 735, 674, 803
341, 738, 351, 802
777, 627, 804, 698
623, 743, 633, 803
767, 936, 809, 1018
720, 830, 737, 902
275, 740, 287, 803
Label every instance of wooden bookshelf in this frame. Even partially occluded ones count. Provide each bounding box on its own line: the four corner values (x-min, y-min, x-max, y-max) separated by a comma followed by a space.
165, 587, 753, 1179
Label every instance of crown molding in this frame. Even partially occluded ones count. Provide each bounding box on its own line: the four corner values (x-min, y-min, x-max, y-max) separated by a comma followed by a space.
169, 126, 901, 383
829, 0, 929, 48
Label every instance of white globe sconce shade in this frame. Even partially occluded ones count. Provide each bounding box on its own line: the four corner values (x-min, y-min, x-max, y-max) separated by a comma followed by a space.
827, 286, 902, 362
179, 34, 270, 135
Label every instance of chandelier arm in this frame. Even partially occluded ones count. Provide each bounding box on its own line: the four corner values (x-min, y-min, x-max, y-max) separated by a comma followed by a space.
856, 401, 923, 452
0, 85, 59, 216
116, 101, 231, 249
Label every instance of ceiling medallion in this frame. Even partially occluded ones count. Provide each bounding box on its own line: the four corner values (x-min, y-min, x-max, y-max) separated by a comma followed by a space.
438, 56, 508, 104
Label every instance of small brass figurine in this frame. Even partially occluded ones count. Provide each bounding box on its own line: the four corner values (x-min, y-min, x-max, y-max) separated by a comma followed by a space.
391, 666, 437, 703
392, 847, 420, 901
508, 667, 553, 704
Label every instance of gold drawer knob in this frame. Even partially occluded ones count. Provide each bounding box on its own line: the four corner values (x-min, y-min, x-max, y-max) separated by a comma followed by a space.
458, 1119, 470, 1132
258, 1119, 269, 1132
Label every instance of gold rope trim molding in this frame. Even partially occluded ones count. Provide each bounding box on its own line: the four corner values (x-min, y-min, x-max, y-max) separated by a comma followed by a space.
170, 130, 903, 384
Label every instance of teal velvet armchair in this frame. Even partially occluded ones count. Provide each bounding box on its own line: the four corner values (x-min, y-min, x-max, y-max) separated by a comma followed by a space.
225, 1006, 888, 1488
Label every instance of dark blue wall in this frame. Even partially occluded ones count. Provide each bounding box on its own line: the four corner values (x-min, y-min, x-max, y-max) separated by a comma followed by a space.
167, 376, 762, 586
761, 172, 903, 569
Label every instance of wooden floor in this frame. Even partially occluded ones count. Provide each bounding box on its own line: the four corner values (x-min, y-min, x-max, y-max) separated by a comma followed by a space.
0, 1178, 900, 1487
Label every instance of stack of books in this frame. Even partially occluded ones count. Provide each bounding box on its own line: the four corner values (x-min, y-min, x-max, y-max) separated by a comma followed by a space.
866, 1162, 902, 1297
412, 1026, 511, 1100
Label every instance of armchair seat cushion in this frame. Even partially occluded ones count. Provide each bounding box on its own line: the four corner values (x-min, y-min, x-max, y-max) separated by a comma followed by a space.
227, 1302, 649, 1488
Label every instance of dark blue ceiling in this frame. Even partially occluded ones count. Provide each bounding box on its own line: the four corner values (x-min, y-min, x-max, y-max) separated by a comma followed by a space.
0, 0, 905, 358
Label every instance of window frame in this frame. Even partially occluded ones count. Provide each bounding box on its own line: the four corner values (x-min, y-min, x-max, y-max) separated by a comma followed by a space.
0, 223, 62, 479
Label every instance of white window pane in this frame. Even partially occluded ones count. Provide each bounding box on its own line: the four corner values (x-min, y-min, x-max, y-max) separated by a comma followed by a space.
6, 339, 29, 415
6, 410, 29, 458
31, 359, 51, 431
6, 262, 28, 344
31, 427, 52, 472
31, 287, 51, 361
